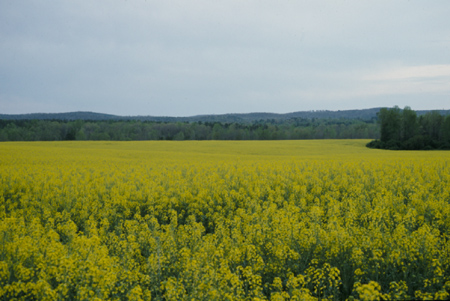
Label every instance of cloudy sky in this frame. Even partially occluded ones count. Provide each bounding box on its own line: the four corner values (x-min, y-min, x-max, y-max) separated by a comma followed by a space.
1, 0, 449, 116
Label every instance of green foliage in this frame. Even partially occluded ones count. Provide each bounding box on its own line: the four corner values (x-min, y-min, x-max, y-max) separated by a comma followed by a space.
367, 106, 450, 150
378, 106, 402, 143
0, 118, 380, 141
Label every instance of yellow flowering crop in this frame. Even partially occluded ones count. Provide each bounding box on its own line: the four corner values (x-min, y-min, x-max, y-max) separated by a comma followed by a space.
0, 140, 449, 300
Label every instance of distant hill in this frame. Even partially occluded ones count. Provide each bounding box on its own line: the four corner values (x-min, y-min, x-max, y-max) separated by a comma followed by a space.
1, 108, 449, 123
0, 111, 120, 121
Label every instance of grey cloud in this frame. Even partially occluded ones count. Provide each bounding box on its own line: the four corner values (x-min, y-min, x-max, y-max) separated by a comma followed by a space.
1, 0, 449, 116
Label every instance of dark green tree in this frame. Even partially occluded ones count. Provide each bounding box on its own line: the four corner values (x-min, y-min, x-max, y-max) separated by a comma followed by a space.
442, 115, 450, 146
401, 106, 418, 141
419, 111, 443, 142
368, 106, 450, 150
378, 106, 401, 144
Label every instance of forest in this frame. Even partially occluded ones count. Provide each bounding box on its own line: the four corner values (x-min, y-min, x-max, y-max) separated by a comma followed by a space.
366, 106, 450, 150
2, 107, 449, 144
0, 118, 379, 141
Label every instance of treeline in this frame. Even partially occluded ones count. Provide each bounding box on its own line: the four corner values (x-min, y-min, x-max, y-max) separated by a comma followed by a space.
367, 106, 450, 150
0, 108, 385, 122
0, 118, 379, 141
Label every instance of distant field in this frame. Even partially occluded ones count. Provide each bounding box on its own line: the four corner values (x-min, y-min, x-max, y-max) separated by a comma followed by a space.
1, 139, 446, 162
1, 140, 449, 300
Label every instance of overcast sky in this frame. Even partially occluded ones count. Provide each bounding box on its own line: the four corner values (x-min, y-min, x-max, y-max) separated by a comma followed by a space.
1, 0, 449, 116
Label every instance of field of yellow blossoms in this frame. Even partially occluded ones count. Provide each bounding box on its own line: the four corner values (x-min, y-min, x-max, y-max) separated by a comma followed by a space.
1, 140, 449, 300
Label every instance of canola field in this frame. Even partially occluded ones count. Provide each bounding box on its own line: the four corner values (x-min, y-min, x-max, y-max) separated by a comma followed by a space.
1, 140, 449, 300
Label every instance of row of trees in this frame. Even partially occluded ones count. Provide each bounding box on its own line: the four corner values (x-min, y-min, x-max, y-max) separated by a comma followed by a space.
0, 118, 380, 141
367, 106, 450, 150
